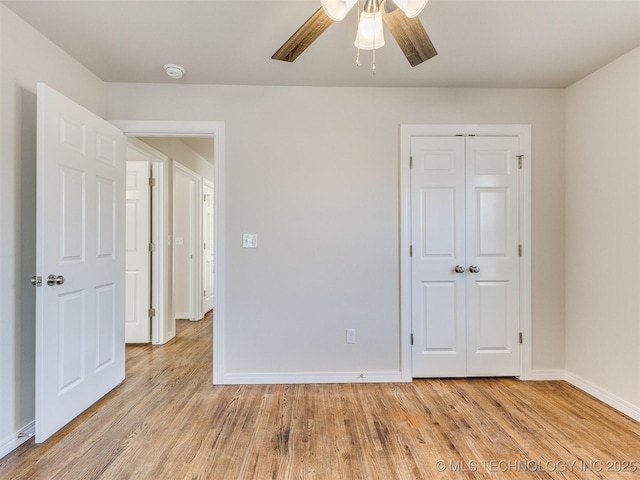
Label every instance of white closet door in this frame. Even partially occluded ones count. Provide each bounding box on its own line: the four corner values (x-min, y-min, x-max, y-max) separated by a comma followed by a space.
465, 136, 520, 376
411, 136, 467, 377
411, 135, 520, 378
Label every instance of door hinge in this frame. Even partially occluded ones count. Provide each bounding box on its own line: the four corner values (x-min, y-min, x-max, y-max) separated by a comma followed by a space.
519, 332, 523, 344
409, 156, 413, 169
409, 245, 413, 257
517, 155, 524, 169
149, 308, 156, 318
149, 177, 156, 187
149, 242, 156, 252
411, 333, 414, 346
518, 244, 522, 257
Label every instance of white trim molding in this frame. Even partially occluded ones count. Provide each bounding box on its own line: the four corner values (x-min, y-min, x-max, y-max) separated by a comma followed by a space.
399, 124, 532, 382
223, 371, 403, 385
0, 421, 35, 459
530, 369, 567, 381
565, 371, 640, 423
530, 369, 640, 422
109, 120, 226, 385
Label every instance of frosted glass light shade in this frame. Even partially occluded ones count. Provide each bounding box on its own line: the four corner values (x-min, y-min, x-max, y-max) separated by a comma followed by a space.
321, 0, 357, 21
391, 0, 428, 18
354, 12, 385, 50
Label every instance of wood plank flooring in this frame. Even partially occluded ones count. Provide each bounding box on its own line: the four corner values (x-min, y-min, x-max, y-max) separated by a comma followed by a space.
2, 312, 639, 479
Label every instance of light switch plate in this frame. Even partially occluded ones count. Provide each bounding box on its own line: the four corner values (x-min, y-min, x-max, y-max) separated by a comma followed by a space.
242, 233, 258, 248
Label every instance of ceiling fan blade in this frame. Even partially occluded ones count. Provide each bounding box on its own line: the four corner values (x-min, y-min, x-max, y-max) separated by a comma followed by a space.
272, 7, 334, 63
382, 2, 437, 67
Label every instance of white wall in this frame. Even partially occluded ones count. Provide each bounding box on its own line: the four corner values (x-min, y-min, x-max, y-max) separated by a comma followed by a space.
565, 47, 640, 416
0, 4, 106, 456
106, 84, 566, 377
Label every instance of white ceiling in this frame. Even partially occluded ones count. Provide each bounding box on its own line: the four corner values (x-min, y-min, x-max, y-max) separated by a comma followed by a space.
2, 0, 639, 88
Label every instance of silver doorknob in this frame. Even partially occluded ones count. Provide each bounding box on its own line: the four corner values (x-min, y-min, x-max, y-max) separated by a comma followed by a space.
31, 276, 42, 287
47, 274, 65, 286
454, 265, 465, 274
468, 265, 480, 273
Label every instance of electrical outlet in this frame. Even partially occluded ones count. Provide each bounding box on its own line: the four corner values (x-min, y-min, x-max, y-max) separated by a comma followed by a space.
346, 328, 356, 344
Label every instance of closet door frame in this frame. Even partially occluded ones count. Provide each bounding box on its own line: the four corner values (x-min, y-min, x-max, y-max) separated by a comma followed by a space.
399, 124, 532, 381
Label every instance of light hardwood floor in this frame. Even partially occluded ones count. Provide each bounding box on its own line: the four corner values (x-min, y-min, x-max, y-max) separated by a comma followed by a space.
1, 312, 639, 479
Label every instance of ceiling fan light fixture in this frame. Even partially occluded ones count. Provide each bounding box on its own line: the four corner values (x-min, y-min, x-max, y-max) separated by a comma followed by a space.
391, 0, 428, 18
354, 11, 385, 50
321, 0, 357, 21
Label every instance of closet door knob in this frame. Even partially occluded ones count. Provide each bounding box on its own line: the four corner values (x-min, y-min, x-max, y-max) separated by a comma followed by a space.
468, 265, 480, 274
454, 265, 465, 274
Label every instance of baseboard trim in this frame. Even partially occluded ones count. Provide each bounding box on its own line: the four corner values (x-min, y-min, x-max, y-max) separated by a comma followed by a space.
0, 421, 35, 459
529, 369, 567, 381
565, 371, 640, 423
222, 371, 404, 385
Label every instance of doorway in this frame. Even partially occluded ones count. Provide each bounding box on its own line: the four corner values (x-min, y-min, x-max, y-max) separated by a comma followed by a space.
399, 124, 532, 381
113, 120, 226, 384
125, 136, 215, 343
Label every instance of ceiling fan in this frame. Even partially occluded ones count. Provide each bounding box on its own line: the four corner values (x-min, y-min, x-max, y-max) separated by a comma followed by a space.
272, 0, 437, 68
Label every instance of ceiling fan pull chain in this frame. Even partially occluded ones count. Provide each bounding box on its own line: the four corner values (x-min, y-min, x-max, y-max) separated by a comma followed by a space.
372, 27, 376, 74
372, 49, 376, 75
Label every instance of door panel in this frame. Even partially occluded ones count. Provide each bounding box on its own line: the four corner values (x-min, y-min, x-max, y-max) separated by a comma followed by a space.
466, 136, 520, 376
125, 160, 151, 343
36, 83, 125, 442
203, 181, 214, 313
411, 136, 466, 377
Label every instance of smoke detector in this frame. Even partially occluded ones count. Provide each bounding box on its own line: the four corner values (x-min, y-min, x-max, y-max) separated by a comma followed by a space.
164, 64, 185, 79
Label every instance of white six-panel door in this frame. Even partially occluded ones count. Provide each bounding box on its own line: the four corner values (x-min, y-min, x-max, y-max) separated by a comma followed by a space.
36, 83, 125, 442
411, 135, 520, 377
203, 180, 214, 313
125, 159, 151, 343
411, 136, 467, 376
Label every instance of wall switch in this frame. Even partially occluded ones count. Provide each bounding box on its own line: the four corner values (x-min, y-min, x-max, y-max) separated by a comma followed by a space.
346, 328, 356, 344
242, 234, 258, 248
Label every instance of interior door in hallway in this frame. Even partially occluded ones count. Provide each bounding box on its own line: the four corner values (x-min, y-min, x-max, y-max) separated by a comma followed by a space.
125, 159, 151, 343
35, 83, 125, 442
202, 180, 214, 313
411, 135, 521, 377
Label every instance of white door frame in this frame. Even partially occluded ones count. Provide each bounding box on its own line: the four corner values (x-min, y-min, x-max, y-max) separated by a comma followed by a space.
125, 137, 170, 345
110, 120, 225, 385
400, 124, 532, 381
173, 160, 203, 322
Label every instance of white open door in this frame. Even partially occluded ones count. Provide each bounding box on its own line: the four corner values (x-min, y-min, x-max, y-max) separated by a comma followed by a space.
35, 83, 125, 442
125, 159, 151, 343
203, 180, 214, 313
